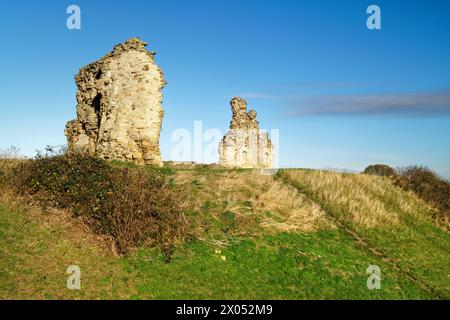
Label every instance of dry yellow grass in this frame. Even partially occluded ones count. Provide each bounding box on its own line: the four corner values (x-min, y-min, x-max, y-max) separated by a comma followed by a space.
283, 169, 433, 228
253, 178, 335, 232
283, 170, 397, 227
357, 172, 437, 219
172, 169, 333, 234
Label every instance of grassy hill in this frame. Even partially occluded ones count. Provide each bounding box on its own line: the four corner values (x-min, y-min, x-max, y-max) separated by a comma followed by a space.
0, 158, 449, 299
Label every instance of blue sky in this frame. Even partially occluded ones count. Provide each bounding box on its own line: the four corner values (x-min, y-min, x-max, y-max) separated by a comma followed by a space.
1, 0, 449, 177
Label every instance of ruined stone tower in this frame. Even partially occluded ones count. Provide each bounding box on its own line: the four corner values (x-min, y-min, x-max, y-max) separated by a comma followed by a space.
65, 37, 166, 166
219, 97, 273, 168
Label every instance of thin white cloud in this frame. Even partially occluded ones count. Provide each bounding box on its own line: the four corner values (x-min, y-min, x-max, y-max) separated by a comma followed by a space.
274, 81, 368, 90
291, 89, 450, 116
238, 92, 305, 102
238, 93, 281, 100
240, 88, 450, 116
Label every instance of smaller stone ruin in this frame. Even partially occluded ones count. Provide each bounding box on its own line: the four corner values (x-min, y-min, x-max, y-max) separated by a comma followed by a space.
65, 37, 165, 166
219, 97, 273, 168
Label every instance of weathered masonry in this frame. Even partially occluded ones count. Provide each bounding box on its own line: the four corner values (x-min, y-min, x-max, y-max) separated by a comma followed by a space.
65, 37, 166, 166
219, 97, 273, 168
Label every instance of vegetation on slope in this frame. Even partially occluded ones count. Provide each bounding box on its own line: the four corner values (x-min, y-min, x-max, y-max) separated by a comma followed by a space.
393, 166, 450, 229
279, 169, 450, 299
0, 155, 449, 299
0, 198, 136, 299
364, 164, 450, 230
3, 153, 186, 259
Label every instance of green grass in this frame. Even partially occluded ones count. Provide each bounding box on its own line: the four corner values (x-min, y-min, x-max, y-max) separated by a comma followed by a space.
0, 203, 136, 299
125, 232, 433, 299
278, 169, 450, 299
1, 166, 449, 299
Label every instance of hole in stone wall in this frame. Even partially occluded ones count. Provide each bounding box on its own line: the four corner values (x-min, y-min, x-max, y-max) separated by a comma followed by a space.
95, 69, 102, 80
92, 93, 102, 128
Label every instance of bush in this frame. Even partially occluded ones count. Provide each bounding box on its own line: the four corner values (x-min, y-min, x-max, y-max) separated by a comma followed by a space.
15, 153, 113, 211
394, 166, 450, 228
0, 159, 22, 189
363, 164, 396, 177
11, 151, 186, 259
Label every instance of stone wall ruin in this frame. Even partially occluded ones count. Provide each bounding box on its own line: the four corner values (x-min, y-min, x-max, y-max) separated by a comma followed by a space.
65, 37, 166, 166
219, 97, 273, 168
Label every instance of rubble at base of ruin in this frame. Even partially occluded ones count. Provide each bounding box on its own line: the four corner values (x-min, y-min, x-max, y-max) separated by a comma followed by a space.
219, 97, 274, 168
65, 37, 166, 166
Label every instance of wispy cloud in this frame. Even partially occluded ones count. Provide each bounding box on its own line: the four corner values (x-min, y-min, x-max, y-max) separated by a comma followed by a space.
294, 89, 450, 116
238, 93, 284, 100
242, 88, 450, 117
273, 81, 368, 90
239, 93, 306, 103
